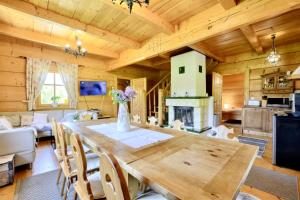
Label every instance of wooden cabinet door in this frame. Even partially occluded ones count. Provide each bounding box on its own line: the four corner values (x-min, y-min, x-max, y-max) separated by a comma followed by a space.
243, 108, 263, 131
131, 78, 147, 123
212, 72, 223, 119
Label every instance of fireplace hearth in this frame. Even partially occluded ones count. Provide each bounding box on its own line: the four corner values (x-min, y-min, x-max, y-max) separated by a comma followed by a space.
174, 106, 194, 127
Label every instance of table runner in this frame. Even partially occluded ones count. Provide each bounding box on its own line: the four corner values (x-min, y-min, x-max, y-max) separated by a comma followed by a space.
87, 123, 173, 149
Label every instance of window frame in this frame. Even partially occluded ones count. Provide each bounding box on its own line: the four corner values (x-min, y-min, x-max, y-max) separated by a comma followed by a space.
37, 68, 69, 110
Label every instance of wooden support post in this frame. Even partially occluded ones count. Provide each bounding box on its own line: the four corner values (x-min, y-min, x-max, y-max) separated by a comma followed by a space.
158, 89, 164, 126
244, 68, 250, 105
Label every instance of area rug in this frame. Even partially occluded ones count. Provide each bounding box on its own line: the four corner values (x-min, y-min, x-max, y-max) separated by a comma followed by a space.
245, 166, 299, 200
14, 170, 74, 200
238, 136, 267, 157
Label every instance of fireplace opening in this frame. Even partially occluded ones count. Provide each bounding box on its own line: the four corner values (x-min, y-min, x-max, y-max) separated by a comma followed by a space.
174, 106, 194, 127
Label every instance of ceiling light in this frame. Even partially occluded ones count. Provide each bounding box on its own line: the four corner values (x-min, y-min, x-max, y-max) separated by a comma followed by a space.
112, 0, 150, 13
266, 34, 280, 66
64, 36, 87, 57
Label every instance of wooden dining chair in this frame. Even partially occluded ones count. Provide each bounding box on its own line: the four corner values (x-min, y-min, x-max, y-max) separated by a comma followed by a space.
71, 133, 105, 200
57, 123, 100, 200
51, 118, 63, 185
147, 116, 158, 126
132, 114, 142, 124
171, 120, 186, 131
100, 153, 167, 200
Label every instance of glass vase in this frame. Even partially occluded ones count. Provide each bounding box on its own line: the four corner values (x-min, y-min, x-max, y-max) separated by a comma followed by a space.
117, 103, 130, 132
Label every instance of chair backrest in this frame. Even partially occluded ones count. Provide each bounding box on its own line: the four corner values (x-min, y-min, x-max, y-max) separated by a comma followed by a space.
100, 153, 131, 200
132, 114, 141, 124
148, 116, 158, 126
70, 134, 94, 200
172, 120, 185, 131
51, 118, 61, 152
56, 123, 72, 175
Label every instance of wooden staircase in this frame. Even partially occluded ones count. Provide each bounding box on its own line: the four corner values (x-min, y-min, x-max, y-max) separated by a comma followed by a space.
146, 73, 171, 125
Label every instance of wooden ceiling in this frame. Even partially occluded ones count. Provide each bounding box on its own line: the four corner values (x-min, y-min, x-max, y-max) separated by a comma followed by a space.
0, 0, 299, 70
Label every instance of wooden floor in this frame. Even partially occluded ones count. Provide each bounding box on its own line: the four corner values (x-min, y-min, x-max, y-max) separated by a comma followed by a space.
0, 137, 299, 200
0, 141, 59, 200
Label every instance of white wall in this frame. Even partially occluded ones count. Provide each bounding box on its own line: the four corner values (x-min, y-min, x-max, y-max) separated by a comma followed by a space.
170, 51, 206, 97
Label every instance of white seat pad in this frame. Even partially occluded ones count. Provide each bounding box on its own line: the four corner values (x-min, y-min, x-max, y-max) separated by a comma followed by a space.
236, 192, 260, 200
70, 153, 100, 172
87, 172, 105, 199
138, 193, 167, 200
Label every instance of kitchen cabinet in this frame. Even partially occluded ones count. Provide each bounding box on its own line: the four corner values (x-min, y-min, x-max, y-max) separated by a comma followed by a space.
242, 107, 288, 134
262, 72, 294, 94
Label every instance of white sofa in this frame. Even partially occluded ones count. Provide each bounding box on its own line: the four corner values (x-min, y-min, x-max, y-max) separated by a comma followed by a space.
0, 109, 84, 167
0, 127, 36, 167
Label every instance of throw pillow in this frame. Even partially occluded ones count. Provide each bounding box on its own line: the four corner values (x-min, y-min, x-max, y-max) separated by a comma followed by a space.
4, 114, 21, 127
0, 117, 13, 130
32, 113, 48, 124
21, 115, 34, 126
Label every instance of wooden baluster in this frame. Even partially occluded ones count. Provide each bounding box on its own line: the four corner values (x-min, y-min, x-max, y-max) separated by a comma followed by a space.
153, 88, 156, 117
148, 94, 151, 118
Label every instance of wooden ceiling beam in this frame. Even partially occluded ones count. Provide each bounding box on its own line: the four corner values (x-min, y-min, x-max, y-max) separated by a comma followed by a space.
219, 0, 264, 54
189, 43, 224, 62
0, 0, 140, 48
0, 23, 119, 59
240, 26, 264, 54
218, 0, 237, 10
107, 0, 299, 70
102, 0, 174, 34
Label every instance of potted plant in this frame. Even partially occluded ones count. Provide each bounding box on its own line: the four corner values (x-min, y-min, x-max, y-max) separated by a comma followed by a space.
111, 86, 136, 132
51, 96, 61, 108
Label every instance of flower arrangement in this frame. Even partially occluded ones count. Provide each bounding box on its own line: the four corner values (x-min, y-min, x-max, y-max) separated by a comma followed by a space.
111, 86, 136, 104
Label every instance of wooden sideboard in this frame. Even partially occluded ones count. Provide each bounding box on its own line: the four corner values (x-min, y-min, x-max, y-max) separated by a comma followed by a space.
242, 106, 291, 135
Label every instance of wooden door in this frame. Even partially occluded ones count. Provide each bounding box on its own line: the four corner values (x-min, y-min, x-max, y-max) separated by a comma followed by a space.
212, 72, 223, 120
131, 78, 147, 123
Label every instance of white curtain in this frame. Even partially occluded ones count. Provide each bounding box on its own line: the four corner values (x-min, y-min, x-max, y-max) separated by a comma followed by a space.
57, 62, 78, 108
26, 58, 52, 110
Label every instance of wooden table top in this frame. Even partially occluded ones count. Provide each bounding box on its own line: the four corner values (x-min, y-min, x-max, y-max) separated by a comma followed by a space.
63, 119, 258, 200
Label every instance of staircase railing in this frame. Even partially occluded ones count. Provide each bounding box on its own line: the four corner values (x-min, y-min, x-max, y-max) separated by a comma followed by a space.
146, 73, 170, 124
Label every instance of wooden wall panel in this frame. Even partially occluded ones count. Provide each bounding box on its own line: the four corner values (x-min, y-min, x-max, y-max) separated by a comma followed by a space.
215, 42, 300, 103
0, 86, 26, 101
0, 38, 118, 115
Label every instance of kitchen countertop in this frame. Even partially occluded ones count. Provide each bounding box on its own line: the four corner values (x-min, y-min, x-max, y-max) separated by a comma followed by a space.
243, 105, 292, 110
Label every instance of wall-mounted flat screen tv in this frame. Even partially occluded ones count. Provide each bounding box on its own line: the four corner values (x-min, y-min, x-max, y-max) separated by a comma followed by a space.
80, 81, 107, 96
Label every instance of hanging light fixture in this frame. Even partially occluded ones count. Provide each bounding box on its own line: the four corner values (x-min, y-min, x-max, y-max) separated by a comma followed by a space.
266, 34, 280, 66
64, 35, 87, 57
112, 0, 150, 13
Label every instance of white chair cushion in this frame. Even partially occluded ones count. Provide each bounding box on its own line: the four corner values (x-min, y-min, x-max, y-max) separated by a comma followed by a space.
236, 192, 260, 200
54, 145, 92, 161
87, 172, 105, 199
138, 193, 167, 200
69, 153, 100, 172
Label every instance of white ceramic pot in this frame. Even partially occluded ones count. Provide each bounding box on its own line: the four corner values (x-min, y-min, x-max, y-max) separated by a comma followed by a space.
117, 103, 130, 132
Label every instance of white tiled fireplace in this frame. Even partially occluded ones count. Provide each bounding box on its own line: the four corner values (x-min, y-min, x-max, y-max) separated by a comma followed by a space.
166, 51, 213, 132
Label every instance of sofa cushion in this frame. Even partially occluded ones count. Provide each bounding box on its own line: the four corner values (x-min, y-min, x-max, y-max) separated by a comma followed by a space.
4, 114, 20, 127
35, 110, 64, 122
0, 117, 13, 130
0, 112, 33, 127
21, 115, 34, 126
32, 113, 48, 124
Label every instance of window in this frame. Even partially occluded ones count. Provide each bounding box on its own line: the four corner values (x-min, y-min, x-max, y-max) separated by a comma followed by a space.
40, 72, 68, 106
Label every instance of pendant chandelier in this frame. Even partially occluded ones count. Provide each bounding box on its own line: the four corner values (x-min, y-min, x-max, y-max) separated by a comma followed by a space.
266, 34, 280, 66
112, 0, 150, 13
64, 36, 87, 57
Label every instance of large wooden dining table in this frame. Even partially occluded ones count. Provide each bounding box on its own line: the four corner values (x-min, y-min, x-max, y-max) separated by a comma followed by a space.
63, 119, 258, 200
